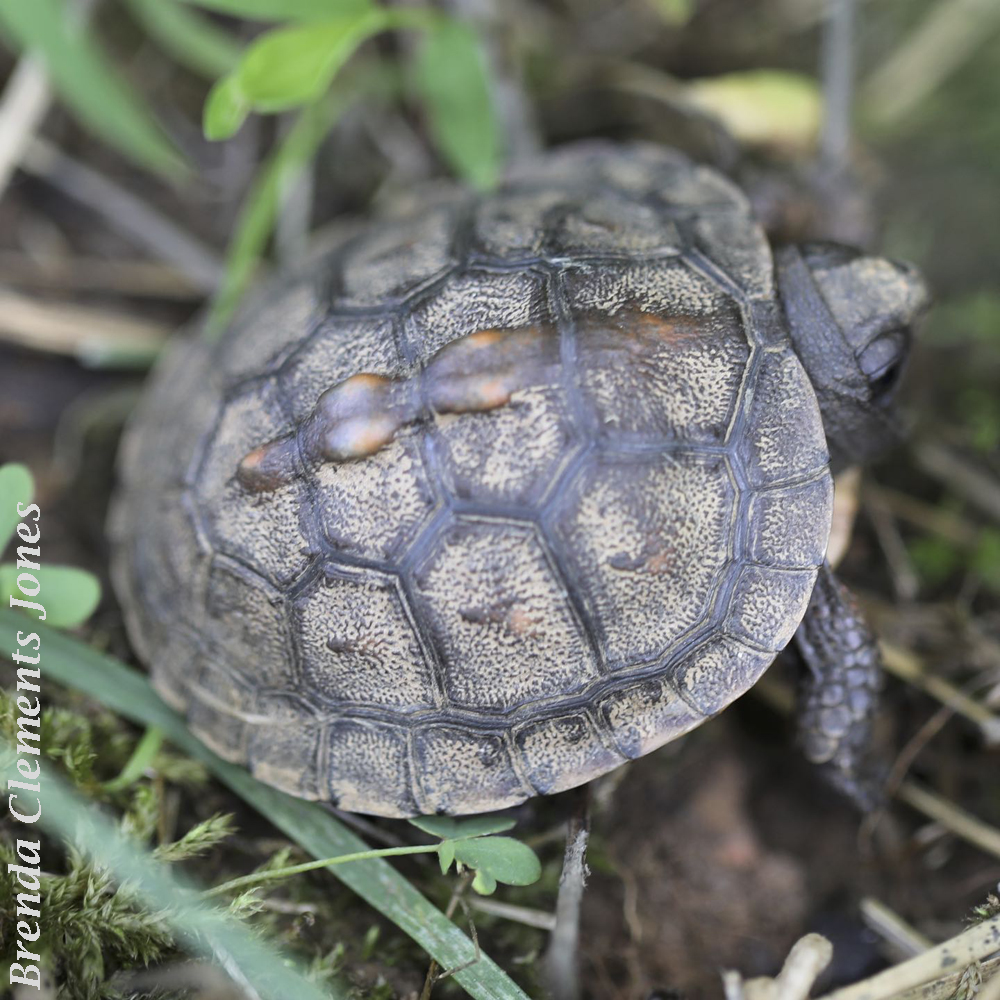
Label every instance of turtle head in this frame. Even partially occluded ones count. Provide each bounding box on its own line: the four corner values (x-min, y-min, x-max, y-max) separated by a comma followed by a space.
776, 242, 930, 470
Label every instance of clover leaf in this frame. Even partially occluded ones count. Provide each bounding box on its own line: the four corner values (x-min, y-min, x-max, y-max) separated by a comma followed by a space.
408, 813, 541, 895
0, 462, 102, 629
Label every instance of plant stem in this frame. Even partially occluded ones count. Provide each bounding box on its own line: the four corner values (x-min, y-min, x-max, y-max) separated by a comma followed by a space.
204, 843, 440, 898
103, 725, 164, 792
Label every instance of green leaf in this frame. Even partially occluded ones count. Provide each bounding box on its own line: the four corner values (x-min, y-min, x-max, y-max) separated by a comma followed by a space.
684, 70, 822, 152
454, 837, 542, 887
124, 0, 242, 79
175, 0, 373, 21
413, 19, 501, 189
234, 11, 388, 111
203, 72, 250, 140
0, 563, 101, 628
0, 609, 532, 1000
409, 814, 516, 840
0, 463, 34, 553
0, 0, 185, 178
438, 839, 456, 876
472, 869, 497, 895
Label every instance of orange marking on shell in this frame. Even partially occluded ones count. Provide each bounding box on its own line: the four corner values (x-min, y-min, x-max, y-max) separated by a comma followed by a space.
236, 436, 298, 493
340, 415, 399, 458
464, 329, 506, 348
340, 372, 392, 393
507, 605, 542, 640
471, 375, 514, 410
238, 313, 712, 491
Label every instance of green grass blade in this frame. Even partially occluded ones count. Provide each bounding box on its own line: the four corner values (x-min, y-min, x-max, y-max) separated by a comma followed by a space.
123, 0, 242, 79
204, 91, 344, 336
174, 0, 373, 21
0, 609, 532, 1000
413, 19, 502, 189
0, 0, 185, 178
0, 737, 342, 1000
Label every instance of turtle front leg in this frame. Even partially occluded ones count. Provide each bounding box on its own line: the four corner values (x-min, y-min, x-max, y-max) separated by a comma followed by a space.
793, 563, 884, 810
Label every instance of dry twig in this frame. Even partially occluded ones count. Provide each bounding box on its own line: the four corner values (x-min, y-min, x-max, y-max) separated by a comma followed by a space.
544, 791, 591, 1000
817, 917, 1000, 1000
724, 933, 833, 1000
860, 898, 934, 960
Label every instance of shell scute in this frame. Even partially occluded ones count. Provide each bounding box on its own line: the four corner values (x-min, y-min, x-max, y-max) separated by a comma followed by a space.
514, 714, 624, 795
550, 451, 738, 668
413, 727, 528, 815
411, 520, 598, 711
724, 566, 819, 653
596, 677, 704, 760
204, 556, 291, 690
325, 720, 415, 816
311, 431, 437, 563
672, 635, 774, 717
295, 566, 438, 711
332, 204, 457, 308
738, 349, 830, 487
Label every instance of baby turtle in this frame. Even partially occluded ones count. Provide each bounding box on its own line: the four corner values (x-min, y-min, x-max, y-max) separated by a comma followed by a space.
110, 142, 929, 817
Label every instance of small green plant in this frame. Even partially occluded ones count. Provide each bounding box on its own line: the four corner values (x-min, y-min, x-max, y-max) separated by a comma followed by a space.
0, 463, 101, 629
968, 890, 1000, 924
205, 813, 542, 901
197, 2, 499, 190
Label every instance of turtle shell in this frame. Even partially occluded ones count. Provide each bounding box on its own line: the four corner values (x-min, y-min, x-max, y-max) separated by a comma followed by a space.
110, 142, 834, 817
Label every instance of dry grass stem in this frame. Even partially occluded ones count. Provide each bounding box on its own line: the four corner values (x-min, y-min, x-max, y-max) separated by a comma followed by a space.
864, 490, 920, 601
0, 250, 201, 299
543, 805, 590, 1000
915, 442, 1000, 525
979, 964, 1000, 1000
865, 485, 980, 548
724, 933, 833, 1000
0, 287, 169, 359
829, 467, 863, 567
0, 56, 53, 202
468, 898, 558, 932
816, 917, 1000, 1000
860, 898, 934, 960
21, 137, 223, 291
880, 644, 1000, 747
897, 784, 1000, 862
862, 0, 1000, 125
891, 957, 999, 1000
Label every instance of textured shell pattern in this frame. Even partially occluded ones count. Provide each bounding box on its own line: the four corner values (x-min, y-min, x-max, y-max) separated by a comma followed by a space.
110, 143, 834, 817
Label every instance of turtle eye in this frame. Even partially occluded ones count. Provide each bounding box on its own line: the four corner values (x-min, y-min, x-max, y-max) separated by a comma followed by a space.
857, 329, 909, 399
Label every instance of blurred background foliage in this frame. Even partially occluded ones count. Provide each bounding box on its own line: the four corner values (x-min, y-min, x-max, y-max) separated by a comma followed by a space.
1, 0, 999, 997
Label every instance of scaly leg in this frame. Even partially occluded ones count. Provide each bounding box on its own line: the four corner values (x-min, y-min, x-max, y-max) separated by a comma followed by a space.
793, 563, 884, 809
